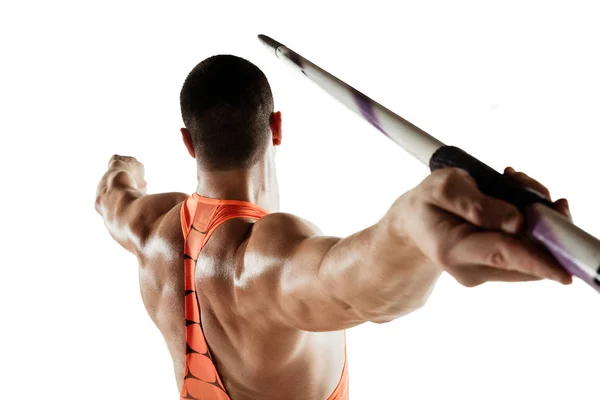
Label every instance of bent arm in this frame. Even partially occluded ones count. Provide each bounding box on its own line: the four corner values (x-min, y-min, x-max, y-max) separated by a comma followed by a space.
247, 209, 441, 332
95, 158, 187, 256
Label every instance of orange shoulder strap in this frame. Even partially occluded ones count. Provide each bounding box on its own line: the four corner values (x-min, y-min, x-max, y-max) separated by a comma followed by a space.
179, 193, 268, 400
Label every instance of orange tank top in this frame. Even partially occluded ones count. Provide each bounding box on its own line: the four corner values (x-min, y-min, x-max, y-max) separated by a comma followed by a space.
179, 193, 349, 400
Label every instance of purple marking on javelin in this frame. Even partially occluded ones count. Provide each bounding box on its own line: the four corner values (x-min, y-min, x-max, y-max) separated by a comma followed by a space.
351, 91, 390, 138
526, 207, 600, 292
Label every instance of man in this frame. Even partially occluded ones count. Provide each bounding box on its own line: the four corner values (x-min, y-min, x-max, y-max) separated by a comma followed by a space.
95, 55, 572, 400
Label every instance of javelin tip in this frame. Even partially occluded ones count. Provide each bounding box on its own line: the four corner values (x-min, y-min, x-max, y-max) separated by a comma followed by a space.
257, 34, 284, 52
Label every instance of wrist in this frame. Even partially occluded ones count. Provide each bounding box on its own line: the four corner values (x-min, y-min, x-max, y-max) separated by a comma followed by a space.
380, 195, 442, 277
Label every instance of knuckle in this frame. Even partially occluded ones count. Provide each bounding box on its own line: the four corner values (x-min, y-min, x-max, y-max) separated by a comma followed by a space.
445, 167, 471, 182
428, 168, 457, 184
429, 168, 471, 200
429, 170, 457, 200
488, 249, 506, 268
438, 167, 467, 184
487, 237, 512, 267
442, 167, 469, 177
467, 201, 486, 227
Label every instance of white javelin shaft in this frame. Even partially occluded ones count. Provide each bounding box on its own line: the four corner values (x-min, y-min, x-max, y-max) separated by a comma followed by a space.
258, 34, 600, 293
258, 35, 444, 165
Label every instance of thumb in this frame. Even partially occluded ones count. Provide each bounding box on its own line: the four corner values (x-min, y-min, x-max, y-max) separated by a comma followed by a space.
553, 198, 572, 222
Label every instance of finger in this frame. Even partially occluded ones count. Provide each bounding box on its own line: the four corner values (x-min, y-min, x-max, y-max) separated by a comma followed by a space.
109, 154, 121, 166
447, 264, 543, 286
553, 198, 572, 222
504, 167, 551, 200
472, 267, 543, 283
447, 230, 573, 284
426, 168, 523, 234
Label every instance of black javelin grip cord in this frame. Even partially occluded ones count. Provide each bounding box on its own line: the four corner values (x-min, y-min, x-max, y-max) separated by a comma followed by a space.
258, 34, 600, 292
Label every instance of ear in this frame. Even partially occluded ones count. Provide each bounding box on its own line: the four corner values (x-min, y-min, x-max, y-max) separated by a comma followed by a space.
270, 111, 282, 146
181, 128, 196, 158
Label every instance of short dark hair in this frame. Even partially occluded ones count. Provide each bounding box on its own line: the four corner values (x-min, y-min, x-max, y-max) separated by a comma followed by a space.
180, 55, 274, 171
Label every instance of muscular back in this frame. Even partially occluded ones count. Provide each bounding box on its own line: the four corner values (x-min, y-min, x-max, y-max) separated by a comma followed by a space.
136, 202, 345, 399
98, 156, 573, 399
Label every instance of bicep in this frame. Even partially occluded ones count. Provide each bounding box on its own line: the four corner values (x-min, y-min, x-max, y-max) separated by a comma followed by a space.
247, 214, 367, 332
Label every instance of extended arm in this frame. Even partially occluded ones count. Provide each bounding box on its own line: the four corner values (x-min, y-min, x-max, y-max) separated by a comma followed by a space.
246, 168, 572, 332
246, 210, 440, 332
95, 155, 187, 257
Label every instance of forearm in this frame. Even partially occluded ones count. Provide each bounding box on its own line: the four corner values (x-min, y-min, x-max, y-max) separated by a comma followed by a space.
94, 155, 188, 258
317, 211, 442, 324
94, 159, 149, 254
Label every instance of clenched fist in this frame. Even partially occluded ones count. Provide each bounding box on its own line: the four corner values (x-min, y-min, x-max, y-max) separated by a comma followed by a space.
389, 167, 572, 287
108, 154, 147, 192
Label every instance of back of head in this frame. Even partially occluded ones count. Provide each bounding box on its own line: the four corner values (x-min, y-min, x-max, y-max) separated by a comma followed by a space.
180, 55, 274, 171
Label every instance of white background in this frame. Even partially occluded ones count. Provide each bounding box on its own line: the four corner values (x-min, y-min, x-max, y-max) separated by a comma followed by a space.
1, 1, 599, 399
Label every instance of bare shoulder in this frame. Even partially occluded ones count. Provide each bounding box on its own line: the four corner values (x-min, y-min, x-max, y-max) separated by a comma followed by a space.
245, 211, 345, 271
236, 212, 322, 293
247, 211, 340, 264
250, 212, 323, 248
138, 198, 187, 268
237, 212, 341, 313
149, 200, 186, 256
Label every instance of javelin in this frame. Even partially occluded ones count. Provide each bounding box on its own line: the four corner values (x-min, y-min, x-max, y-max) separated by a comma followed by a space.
258, 34, 600, 294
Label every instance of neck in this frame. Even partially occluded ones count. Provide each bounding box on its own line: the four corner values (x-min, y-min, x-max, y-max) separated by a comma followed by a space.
195, 156, 280, 212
